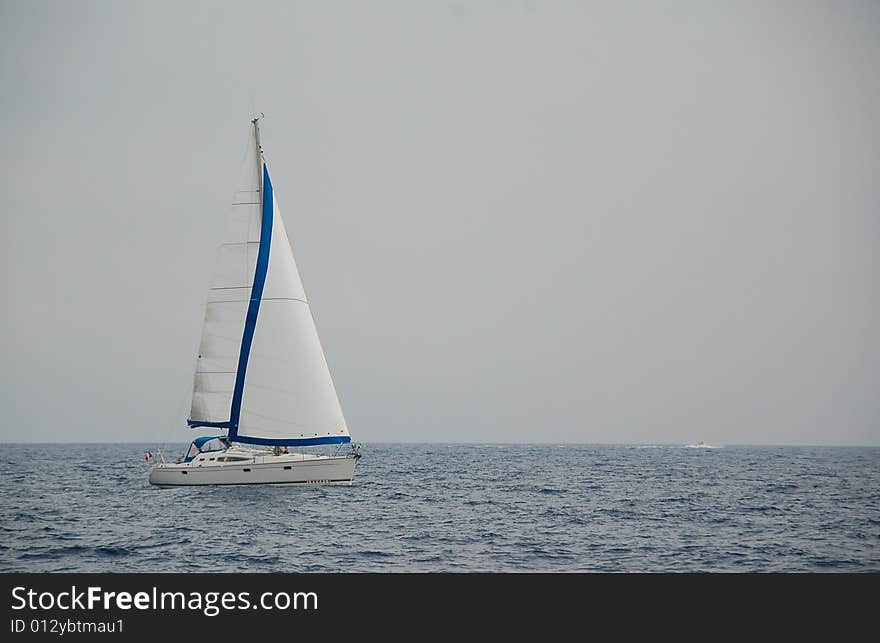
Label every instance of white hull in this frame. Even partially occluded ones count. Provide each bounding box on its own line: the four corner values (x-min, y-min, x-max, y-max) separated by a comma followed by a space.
148, 448, 359, 487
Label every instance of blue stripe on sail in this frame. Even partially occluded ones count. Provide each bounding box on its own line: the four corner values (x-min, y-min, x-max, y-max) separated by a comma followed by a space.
231, 435, 352, 447
188, 420, 232, 428
228, 163, 274, 439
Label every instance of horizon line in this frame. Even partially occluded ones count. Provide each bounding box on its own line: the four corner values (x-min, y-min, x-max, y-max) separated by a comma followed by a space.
0, 440, 877, 448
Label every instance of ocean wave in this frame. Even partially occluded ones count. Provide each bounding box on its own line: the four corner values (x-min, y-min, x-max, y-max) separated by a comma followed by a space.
0, 443, 876, 572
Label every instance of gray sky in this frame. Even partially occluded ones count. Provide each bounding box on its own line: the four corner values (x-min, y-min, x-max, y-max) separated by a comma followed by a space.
2, 1, 878, 446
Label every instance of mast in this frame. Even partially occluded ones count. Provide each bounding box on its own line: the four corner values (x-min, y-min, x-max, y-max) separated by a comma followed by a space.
252, 113, 264, 193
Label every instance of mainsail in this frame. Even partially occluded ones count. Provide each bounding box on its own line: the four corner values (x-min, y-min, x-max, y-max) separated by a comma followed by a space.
187, 121, 350, 446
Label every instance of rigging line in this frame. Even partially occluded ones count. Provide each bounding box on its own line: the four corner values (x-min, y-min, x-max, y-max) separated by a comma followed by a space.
260, 297, 309, 304
206, 297, 309, 304
198, 335, 248, 344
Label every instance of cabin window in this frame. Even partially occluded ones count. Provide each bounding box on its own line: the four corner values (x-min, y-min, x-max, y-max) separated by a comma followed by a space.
283, 466, 291, 470
181, 471, 187, 475
243, 468, 251, 472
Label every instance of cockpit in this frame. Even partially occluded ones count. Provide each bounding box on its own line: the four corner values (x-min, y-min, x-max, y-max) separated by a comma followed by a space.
182, 436, 229, 463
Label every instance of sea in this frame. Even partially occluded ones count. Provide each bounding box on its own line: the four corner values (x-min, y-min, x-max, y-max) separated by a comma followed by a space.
1, 443, 877, 573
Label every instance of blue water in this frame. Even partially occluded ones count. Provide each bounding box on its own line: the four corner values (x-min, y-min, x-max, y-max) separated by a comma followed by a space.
1, 443, 877, 572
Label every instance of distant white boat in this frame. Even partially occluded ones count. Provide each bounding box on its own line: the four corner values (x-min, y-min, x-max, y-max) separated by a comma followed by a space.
149, 117, 360, 487
685, 441, 717, 449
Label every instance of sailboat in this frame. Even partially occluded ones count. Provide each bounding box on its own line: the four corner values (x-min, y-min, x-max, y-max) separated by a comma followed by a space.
149, 116, 360, 486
